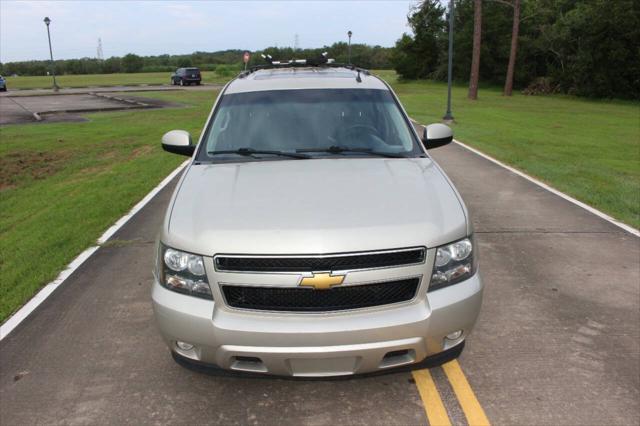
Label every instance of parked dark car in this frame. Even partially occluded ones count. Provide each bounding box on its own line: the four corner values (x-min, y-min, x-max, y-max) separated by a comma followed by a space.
0, 75, 7, 92
171, 68, 201, 86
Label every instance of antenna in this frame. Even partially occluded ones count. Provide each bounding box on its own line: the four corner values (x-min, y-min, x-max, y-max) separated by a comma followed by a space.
96, 38, 104, 60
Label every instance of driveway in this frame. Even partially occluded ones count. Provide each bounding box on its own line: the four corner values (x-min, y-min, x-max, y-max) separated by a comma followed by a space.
1, 141, 638, 425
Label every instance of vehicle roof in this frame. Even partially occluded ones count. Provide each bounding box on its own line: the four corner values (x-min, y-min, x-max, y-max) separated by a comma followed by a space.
225, 67, 389, 94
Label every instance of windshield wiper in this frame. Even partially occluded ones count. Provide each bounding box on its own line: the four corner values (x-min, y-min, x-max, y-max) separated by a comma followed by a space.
297, 145, 406, 158
208, 148, 310, 159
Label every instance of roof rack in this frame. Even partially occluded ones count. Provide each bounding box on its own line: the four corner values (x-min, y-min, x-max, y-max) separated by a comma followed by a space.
238, 53, 370, 79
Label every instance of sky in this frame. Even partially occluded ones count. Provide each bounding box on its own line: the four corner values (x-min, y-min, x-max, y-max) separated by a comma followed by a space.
0, 0, 416, 63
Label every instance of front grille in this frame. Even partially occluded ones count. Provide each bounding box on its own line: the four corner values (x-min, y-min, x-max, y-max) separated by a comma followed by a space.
222, 278, 420, 312
215, 248, 425, 272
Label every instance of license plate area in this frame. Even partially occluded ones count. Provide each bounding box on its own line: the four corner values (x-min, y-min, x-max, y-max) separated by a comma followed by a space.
287, 356, 361, 377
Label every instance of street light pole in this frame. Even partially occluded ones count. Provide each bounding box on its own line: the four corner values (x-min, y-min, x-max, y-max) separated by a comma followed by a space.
443, 0, 454, 122
347, 30, 353, 64
43, 17, 59, 91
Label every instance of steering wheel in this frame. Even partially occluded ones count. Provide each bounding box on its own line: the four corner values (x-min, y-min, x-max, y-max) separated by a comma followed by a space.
335, 124, 381, 145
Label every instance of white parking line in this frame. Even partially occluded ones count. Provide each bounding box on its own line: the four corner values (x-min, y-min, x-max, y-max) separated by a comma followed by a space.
452, 139, 639, 237
0, 160, 189, 341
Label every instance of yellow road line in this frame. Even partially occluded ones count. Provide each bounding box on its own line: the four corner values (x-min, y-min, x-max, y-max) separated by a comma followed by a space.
442, 360, 490, 426
412, 369, 452, 426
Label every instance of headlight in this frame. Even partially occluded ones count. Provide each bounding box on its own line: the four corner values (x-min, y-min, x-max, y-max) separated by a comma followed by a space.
158, 245, 213, 300
429, 237, 477, 291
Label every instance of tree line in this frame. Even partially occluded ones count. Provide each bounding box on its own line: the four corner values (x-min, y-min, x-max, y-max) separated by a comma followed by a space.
393, 0, 640, 99
0, 43, 394, 78
2, 0, 637, 100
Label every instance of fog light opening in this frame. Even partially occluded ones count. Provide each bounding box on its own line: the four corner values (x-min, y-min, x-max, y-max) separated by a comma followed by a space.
379, 349, 416, 369
176, 341, 194, 351
446, 330, 463, 341
231, 356, 268, 373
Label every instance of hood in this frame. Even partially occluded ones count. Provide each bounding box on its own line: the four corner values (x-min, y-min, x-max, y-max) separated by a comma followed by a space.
165, 158, 467, 255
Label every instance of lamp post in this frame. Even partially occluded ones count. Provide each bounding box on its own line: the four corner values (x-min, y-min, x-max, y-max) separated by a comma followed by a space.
43, 16, 59, 91
443, 0, 454, 122
347, 30, 353, 64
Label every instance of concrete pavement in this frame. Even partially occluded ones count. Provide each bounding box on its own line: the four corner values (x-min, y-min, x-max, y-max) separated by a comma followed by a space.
431, 144, 639, 425
0, 84, 221, 97
0, 142, 638, 424
0, 90, 185, 125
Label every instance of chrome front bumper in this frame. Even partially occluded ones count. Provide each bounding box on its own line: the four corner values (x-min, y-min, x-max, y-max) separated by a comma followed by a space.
152, 269, 483, 377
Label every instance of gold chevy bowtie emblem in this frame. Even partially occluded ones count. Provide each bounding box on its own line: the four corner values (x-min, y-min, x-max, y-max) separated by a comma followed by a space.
299, 273, 345, 290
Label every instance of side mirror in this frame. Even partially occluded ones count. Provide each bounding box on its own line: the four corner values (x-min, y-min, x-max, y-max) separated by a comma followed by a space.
422, 123, 453, 149
161, 130, 195, 156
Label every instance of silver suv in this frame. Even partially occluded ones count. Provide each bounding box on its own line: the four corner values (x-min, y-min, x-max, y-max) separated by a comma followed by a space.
154, 65, 483, 377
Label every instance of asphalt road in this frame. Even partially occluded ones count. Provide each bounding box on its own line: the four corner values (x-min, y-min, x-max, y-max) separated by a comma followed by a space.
1, 142, 638, 425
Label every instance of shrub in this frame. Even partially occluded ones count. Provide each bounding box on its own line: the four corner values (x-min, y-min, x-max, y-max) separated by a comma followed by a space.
121, 54, 144, 73
215, 64, 241, 77
141, 65, 174, 73
522, 77, 560, 96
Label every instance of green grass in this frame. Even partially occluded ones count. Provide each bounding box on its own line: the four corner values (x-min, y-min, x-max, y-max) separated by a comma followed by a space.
1, 71, 639, 323
0, 89, 219, 322
3, 71, 230, 90
380, 75, 640, 230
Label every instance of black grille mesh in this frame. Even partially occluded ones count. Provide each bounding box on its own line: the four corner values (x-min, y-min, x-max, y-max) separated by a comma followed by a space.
215, 249, 425, 272
222, 278, 420, 312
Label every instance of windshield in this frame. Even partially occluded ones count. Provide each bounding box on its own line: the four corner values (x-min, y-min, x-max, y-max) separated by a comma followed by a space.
196, 89, 423, 161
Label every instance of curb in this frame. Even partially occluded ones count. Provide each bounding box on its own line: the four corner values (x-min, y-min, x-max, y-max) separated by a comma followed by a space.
0, 160, 190, 340
91, 92, 150, 107
33, 93, 154, 117
452, 138, 640, 237
36, 105, 144, 116
412, 120, 638, 237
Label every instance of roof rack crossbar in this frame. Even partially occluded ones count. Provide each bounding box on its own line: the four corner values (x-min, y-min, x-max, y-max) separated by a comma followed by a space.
238, 54, 370, 79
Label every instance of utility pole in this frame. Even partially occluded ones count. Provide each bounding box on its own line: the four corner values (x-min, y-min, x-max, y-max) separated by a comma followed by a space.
43, 17, 59, 91
97, 37, 104, 60
347, 31, 353, 64
443, 0, 455, 122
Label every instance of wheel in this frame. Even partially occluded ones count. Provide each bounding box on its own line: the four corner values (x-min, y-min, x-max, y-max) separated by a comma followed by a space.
196, 81, 201, 86
171, 79, 176, 86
